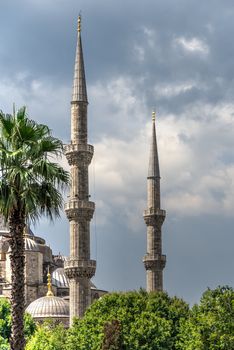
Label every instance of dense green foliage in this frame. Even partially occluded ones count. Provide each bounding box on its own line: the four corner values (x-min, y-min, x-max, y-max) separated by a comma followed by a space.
25, 287, 234, 350
0, 298, 36, 349
66, 290, 189, 350
25, 321, 67, 350
176, 286, 234, 350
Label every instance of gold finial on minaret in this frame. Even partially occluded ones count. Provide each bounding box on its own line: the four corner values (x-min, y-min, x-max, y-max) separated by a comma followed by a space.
78, 15, 81, 32
46, 267, 54, 297
152, 110, 156, 122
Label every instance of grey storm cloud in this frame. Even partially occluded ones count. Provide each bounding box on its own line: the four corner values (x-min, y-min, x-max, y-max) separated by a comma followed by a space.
0, 0, 234, 303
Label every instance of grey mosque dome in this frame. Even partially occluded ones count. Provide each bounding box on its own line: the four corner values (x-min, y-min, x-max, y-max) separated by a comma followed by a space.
24, 236, 40, 252
26, 271, 69, 326
3, 225, 39, 253
52, 267, 69, 288
7, 236, 40, 253
52, 267, 98, 289
26, 295, 69, 319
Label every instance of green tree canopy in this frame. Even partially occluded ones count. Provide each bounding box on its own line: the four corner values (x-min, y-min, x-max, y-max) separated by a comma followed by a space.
26, 321, 67, 350
24, 287, 234, 350
0, 297, 35, 350
176, 286, 234, 350
66, 290, 189, 350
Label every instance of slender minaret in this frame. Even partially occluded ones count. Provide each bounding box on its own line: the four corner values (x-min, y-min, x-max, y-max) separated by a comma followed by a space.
64, 16, 96, 324
143, 111, 166, 292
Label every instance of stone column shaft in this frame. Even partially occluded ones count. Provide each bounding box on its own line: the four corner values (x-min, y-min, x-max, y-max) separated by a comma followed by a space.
71, 103, 88, 144
146, 226, 162, 256
69, 277, 90, 324
69, 221, 90, 259
146, 270, 163, 291
147, 178, 160, 208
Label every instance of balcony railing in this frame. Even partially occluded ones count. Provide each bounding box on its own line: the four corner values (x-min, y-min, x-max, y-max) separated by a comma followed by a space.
143, 254, 166, 262
64, 259, 96, 269
64, 200, 95, 211
64, 143, 93, 154
143, 208, 166, 217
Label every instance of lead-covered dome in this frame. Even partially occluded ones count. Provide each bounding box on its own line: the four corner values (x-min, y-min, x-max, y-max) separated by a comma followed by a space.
26, 269, 69, 326
52, 268, 69, 288
7, 236, 40, 253
24, 237, 39, 252
26, 295, 69, 319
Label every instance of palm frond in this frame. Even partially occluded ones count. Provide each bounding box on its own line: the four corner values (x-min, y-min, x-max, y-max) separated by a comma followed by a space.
0, 106, 69, 223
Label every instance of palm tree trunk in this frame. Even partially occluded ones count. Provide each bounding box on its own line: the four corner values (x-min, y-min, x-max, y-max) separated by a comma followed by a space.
9, 208, 25, 350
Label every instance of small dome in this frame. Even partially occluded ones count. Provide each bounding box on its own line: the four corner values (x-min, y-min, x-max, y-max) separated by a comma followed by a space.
26, 295, 69, 319
24, 237, 39, 252
7, 236, 39, 253
52, 268, 69, 288
0, 236, 9, 253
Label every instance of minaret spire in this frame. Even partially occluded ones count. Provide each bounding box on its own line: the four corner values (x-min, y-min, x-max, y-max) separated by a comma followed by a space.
65, 16, 96, 325
72, 15, 88, 103
148, 111, 160, 179
143, 111, 166, 292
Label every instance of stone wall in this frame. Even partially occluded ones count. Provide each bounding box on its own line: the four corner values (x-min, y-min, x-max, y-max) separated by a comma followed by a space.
25, 251, 43, 285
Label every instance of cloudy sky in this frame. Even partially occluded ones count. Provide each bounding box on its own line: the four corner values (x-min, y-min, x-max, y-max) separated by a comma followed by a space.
1, 0, 234, 304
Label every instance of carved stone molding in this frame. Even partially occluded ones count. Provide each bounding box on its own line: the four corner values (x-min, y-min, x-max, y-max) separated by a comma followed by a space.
65, 144, 93, 166
65, 259, 96, 279
143, 214, 165, 227
143, 254, 166, 270
65, 200, 95, 221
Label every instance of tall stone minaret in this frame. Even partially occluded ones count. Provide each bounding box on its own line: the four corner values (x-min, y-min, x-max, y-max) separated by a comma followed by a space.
64, 16, 96, 324
143, 111, 166, 292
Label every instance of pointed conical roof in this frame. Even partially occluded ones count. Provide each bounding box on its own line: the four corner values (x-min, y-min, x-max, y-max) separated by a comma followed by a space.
148, 112, 160, 178
72, 16, 88, 103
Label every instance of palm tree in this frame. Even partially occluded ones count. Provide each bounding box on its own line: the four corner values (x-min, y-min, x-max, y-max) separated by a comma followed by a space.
0, 107, 69, 350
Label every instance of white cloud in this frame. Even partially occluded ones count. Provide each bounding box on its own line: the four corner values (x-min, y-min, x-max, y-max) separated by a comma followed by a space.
88, 76, 148, 141
154, 81, 197, 98
174, 36, 209, 55
159, 105, 234, 217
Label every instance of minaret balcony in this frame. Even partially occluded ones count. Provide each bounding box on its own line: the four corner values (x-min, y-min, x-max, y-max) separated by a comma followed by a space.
143, 208, 166, 226
143, 254, 166, 270
64, 259, 96, 279
64, 143, 94, 166
65, 199, 95, 221
143, 208, 166, 217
